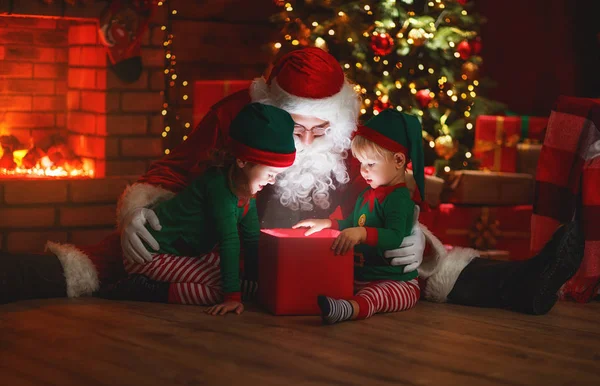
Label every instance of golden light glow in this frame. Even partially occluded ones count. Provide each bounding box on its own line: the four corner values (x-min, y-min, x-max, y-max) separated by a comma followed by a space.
315, 37, 326, 48
182, 81, 188, 86
429, 141, 435, 148
344, 63, 350, 69
291, 39, 299, 45
454, 52, 461, 58
466, 123, 473, 130
162, 132, 167, 137
347, 37, 353, 42
312, 21, 318, 27
465, 152, 472, 158
182, 95, 188, 100
444, 166, 451, 172
449, 41, 455, 48
328, 29, 335, 35
356, 62, 363, 69
364, 98, 371, 105
185, 122, 191, 128
162, 110, 167, 115
364, 5, 371, 11
360, 108, 367, 114
464, 111, 471, 117
373, 110, 379, 116
183, 136, 188, 141
395, 81, 402, 89
396, 106, 403, 111
274, 42, 282, 49
172, 10, 177, 15
165, 149, 170, 154
383, 71, 389, 76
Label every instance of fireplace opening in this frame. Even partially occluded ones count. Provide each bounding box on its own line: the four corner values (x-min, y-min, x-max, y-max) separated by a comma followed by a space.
0, 15, 109, 179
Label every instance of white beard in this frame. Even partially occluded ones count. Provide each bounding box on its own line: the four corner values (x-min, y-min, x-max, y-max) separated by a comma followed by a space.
275, 135, 350, 211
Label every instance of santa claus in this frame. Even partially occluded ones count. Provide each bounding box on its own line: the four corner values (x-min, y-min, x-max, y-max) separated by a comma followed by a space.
0, 47, 585, 314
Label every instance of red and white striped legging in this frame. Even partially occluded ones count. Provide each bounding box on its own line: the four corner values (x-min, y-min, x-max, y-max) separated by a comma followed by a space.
353, 279, 420, 319
124, 252, 223, 305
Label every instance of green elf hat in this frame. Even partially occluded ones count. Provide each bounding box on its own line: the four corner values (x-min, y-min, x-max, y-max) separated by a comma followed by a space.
229, 103, 296, 167
355, 108, 425, 201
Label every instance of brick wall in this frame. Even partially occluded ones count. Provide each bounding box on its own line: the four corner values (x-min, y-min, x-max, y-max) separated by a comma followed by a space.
1, 14, 165, 177
0, 177, 136, 254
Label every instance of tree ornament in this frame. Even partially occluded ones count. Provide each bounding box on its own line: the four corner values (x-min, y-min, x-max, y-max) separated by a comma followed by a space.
470, 36, 482, 55
457, 0, 469, 5
434, 135, 459, 160
469, 208, 500, 250
415, 89, 433, 108
373, 97, 391, 113
456, 40, 471, 60
407, 28, 428, 47
370, 33, 395, 56
461, 62, 479, 80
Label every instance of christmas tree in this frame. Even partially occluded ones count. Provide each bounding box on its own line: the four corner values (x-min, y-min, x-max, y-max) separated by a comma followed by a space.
271, 0, 504, 172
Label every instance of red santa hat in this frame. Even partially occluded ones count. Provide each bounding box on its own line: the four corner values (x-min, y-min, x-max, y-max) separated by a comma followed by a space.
250, 47, 361, 145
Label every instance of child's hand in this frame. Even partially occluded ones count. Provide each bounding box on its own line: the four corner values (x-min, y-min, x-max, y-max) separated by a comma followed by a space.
205, 301, 244, 316
332, 227, 366, 255
292, 218, 332, 236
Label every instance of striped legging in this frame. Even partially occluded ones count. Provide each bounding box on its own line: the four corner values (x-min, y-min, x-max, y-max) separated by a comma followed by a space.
124, 252, 223, 305
353, 279, 420, 319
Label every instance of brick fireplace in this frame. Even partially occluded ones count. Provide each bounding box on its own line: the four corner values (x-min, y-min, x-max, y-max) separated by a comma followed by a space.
0, 3, 166, 253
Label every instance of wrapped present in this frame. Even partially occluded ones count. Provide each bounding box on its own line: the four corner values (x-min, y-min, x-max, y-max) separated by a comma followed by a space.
406, 168, 445, 208
258, 228, 354, 315
516, 143, 542, 176
443, 170, 534, 206
193, 80, 252, 127
474, 115, 548, 172
431, 204, 533, 260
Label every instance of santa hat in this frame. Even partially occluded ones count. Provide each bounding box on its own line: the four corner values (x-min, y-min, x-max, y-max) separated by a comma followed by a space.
250, 47, 360, 146
229, 103, 296, 168
355, 109, 426, 201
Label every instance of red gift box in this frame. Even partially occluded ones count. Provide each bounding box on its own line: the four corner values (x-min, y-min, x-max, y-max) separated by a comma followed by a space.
422, 204, 533, 261
193, 80, 252, 127
258, 228, 354, 315
474, 115, 548, 172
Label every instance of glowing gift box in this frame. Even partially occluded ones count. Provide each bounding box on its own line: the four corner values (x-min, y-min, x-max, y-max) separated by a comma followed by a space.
258, 228, 354, 315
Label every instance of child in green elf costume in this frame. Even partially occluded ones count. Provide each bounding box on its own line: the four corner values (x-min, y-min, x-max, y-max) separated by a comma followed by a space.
110, 103, 296, 316
293, 108, 424, 324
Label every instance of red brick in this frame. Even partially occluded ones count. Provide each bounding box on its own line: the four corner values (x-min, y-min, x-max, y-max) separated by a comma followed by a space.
3, 180, 68, 204
6, 231, 67, 254
149, 114, 164, 135
78, 46, 106, 67
107, 71, 148, 90
34, 30, 68, 46
69, 178, 129, 203
80, 91, 106, 113
68, 24, 98, 45
55, 48, 69, 63
106, 160, 148, 176
96, 69, 107, 90
0, 62, 33, 78
56, 113, 66, 127
0, 96, 33, 111
4, 17, 57, 30
68, 134, 105, 158
68, 68, 96, 89
91, 159, 106, 178
0, 207, 56, 228
106, 138, 120, 158
0, 46, 4, 60
101, 115, 148, 136
34, 64, 68, 80
5, 112, 55, 128
60, 205, 116, 226
0, 30, 34, 45
56, 81, 67, 94
0, 79, 56, 94
33, 96, 66, 111
67, 112, 96, 134
149, 71, 165, 91
67, 91, 81, 110
121, 92, 163, 112
37, 47, 59, 63
150, 26, 165, 47
69, 228, 116, 246
106, 92, 121, 112
120, 138, 163, 157
141, 28, 151, 46
2, 46, 54, 62
141, 48, 166, 68
68, 47, 82, 66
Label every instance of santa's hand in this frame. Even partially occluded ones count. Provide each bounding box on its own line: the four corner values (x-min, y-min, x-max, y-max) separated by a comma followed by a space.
121, 208, 162, 265
383, 206, 425, 272
292, 219, 332, 236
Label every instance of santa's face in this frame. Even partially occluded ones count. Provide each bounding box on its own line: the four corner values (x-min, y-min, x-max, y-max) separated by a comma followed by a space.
241, 163, 288, 195
290, 114, 330, 147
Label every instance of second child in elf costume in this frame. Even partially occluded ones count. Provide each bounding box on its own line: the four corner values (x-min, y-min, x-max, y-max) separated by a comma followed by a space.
294, 109, 424, 324
102, 103, 296, 316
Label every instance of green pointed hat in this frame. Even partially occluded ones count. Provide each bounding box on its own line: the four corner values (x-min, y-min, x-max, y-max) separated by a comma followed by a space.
355, 109, 425, 201
229, 103, 296, 167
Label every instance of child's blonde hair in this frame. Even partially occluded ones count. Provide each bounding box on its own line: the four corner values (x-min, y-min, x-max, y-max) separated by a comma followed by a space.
351, 135, 395, 162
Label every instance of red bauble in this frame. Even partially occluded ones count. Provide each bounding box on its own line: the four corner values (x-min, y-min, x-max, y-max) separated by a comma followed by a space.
415, 89, 432, 108
370, 33, 395, 56
457, 40, 471, 60
457, 0, 468, 5
470, 36, 482, 55
373, 98, 392, 113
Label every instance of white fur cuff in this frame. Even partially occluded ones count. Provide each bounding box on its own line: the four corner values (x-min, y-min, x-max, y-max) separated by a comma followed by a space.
423, 247, 479, 303
45, 241, 100, 298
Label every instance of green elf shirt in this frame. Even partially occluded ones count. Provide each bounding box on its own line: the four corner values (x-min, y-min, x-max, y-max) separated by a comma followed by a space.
145, 167, 259, 301
332, 183, 417, 282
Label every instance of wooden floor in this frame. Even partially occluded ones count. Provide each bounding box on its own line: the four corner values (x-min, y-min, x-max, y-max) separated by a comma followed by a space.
1, 299, 599, 386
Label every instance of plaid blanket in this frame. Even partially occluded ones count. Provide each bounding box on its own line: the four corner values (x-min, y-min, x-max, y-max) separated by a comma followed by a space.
531, 96, 600, 302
